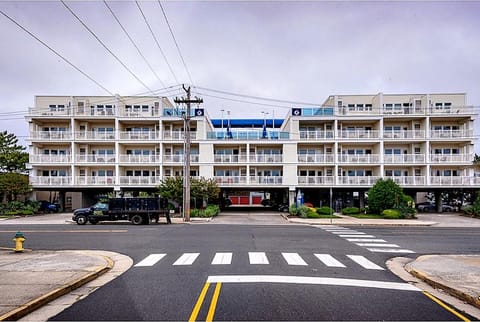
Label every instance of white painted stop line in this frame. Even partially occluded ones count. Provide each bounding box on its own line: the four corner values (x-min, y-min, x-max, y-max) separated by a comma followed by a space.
282, 253, 308, 266
206, 275, 420, 291
134, 254, 166, 267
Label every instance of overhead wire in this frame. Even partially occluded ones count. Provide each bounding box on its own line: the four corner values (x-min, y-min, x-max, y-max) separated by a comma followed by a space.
103, 0, 167, 89
157, 0, 194, 86
60, 0, 154, 95
0, 9, 115, 96
135, 0, 179, 85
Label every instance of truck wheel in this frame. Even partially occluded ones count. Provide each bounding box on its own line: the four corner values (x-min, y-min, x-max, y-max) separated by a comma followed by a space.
76, 215, 88, 225
131, 214, 143, 225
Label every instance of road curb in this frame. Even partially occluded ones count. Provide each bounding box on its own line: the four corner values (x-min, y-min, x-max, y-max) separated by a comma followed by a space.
0, 253, 113, 321
405, 263, 480, 309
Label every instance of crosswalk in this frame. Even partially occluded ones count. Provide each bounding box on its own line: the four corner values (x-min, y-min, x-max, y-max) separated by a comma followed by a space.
317, 225, 415, 253
133, 252, 385, 270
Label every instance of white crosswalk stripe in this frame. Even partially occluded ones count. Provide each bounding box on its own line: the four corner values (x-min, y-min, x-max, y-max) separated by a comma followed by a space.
339, 234, 375, 238
346, 239, 387, 243
314, 254, 346, 268
134, 254, 166, 267
211, 252, 233, 265
347, 255, 384, 270
282, 253, 308, 266
367, 248, 415, 253
355, 243, 399, 248
249, 252, 269, 265
331, 231, 365, 235
173, 253, 200, 266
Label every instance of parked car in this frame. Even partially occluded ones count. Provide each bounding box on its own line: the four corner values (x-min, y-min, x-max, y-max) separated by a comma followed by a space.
441, 204, 456, 212
38, 200, 59, 213
416, 202, 434, 212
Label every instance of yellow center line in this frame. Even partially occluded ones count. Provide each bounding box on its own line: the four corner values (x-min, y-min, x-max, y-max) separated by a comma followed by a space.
206, 282, 222, 322
0, 230, 128, 233
422, 291, 471, 322
189, 282, 210, 322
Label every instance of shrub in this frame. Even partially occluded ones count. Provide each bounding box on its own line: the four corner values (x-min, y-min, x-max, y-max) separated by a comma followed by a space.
367, 179, 404, 214
289, 204, 299, 216
382, 209, 403, 219
316, 206, 334, 215
190, 204, 219, 218
342, 207, 361, 215
307, 211, 321, 218
297, 205, 310, 218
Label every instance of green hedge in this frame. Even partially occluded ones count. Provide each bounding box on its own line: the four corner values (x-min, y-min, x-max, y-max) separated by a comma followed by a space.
382, 209, 403, 219
316, 206, 334, 215
342, 207, 361, 215
190, 204, 220, 217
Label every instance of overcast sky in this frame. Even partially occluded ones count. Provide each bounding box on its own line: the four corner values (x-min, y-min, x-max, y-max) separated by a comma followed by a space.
0, 0, 479, 150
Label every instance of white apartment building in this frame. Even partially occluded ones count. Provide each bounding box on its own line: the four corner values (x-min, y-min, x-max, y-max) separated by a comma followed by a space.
26, 93, 479, 210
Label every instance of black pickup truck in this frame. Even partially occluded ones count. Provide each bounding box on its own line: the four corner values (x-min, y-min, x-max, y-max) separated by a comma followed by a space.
72, 197, 171, 225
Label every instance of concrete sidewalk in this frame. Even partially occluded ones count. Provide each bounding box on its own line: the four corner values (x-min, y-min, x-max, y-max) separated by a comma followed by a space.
285, 213, 438, 226
0, 249, 132, 321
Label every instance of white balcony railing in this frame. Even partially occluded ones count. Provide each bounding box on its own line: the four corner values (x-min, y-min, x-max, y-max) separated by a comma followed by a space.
383, 130, 425, 139
75, 132, 115, 140
30, 131, 72, 140
299, 131, 335, 140
298, 176, 335, 185
338, 130, 379, 139
75, 176, 116, 185
430, 154, 472, 163
30, 155, 71, 163
429, 176, 473, 185
384, 154, 425, 164
163, 154, 199, 163
214, 154, 247, 163
119, 176, 160, 185
163, 131, 197, 140
214, 176, 248, 185
119, 155, 160, 163
118, 131, 159, 140
430, 129, 474, 139
76, 155, 115, 163
298, 154, 335, 163
30, 176, 72, 186
384, 176, 426, 186
250, 176, 283, 185
249, 155, 283, 163
338, 155, 380, 164
337, 176, 381, 185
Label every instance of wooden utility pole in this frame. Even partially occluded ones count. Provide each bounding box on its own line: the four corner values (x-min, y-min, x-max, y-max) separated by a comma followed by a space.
174, 85, 203, 222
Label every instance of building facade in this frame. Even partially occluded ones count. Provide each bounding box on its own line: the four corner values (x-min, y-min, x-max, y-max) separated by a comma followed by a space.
26, 93, 479, 210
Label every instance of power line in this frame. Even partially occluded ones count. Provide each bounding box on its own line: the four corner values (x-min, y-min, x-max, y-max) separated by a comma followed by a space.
136, 0, 179, 85
60, 0, 154, 94
0, 9, 115, 96
103, 0, 166, 89
158, 0, 194, 86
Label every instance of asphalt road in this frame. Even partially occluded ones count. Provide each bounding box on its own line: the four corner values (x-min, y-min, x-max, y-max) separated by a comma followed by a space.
0, 220, 476, 321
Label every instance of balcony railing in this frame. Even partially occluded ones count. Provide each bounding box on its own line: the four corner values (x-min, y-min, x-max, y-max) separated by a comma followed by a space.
337, 176, 381, 185
383, 130, 425, 139
30, 176, 72, 186
338, 155, 380, 164
299, 131, 334, 140
430, 129, 474, 139
163, 154, 199, 162
207, 131, 289, 140
249, 155, 283, 163
75, 176, 116, 185
75, 132, 115, 140
214, 176, 247, 185
119, 131, 159, 140
430, 154, 472, 163
30, 155, 71, 163
30, 131, 72, 140
76, 155, 115, 163
384, 154, 425, 164
298, 154, 335, 163
338, 130, 379, 139
163, 131, 197, 140
214, 154, 247, 163
119, 176, 160, 185
298, 176, 335, 185
429, 176, 474, 185
250, 176, 283, 185
384, 176, 426, 186
119, 155, 160, 163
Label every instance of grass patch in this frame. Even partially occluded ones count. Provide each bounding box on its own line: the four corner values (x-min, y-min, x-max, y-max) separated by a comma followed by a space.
347, 214, 384, 219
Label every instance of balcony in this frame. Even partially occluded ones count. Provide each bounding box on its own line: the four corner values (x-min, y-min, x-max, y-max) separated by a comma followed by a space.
429, 176, 473, 186
384, 176, 426, 186
337, 176, 381, 186
75, 131, 115, 141
250, 176, 283, 185
119, 155, 160, 163
214, 176, 247, 185
383, 130, 425, 139
30, 131, 72, 141
30, 155, 71, 163
298, 176, 335, 186
207, 131, 289, 140
430, 154, 472, 163
338, 130, 379, 140
249, 154, 283, 163
214, 154, 247, 163
119, 176, 160, 185
384, 154, 425, 164
298, 154, 335, 163
75, 176, 115, 185
30, 176, 72, 186
76, 155, 115, 163
430, 129, 474, 139
163, 154, 199, 163
28, 107, 71, 117
163, 131, 197, 140
430, 106, 474, 115
299, 130, 334, 140
119, 131, 159, 140
338, 154, 380, 164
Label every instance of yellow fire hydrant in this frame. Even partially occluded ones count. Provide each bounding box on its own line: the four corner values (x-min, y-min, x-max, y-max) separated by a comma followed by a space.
13, 231, 25, 253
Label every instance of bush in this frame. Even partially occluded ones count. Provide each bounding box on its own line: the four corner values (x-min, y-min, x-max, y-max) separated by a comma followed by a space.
307, 211, 321, 218
342, 207, 361, 215
367, 179, 404, 214
297, 206, 310, 218
190, 204, 219, 218
316, 206, 334, 215
382, 209, 403, 219
289, 204, 299, 216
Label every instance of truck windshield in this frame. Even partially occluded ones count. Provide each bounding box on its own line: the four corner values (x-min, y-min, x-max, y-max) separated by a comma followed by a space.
93, 202, 108, 211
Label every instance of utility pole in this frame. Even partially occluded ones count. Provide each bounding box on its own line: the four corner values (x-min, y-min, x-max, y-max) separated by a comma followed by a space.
174, 85, 203, 222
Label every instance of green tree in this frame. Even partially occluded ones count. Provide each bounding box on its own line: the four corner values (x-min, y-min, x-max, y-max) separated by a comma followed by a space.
191, 177, 220, 208
0, 131, 29, 174
367, 179, 404, 215
0, 172, 30, 202
157, 176, 183, 203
